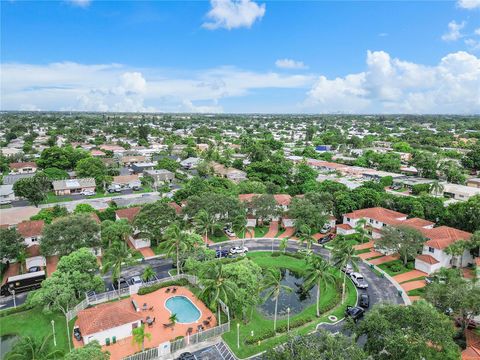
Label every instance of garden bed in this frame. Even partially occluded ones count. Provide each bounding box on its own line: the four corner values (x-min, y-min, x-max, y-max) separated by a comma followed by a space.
378, 260, 415, 276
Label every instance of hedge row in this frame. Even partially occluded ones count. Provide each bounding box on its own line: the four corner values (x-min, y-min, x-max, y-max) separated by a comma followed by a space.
0, 302, 33, 318
137, 278, 189, 295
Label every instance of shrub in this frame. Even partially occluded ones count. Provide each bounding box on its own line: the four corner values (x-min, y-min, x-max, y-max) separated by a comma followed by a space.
388, 263, 404, 273
137, 279, 189, 295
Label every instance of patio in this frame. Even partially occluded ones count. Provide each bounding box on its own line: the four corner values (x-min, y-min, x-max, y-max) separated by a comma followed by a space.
73, 287, 217, 360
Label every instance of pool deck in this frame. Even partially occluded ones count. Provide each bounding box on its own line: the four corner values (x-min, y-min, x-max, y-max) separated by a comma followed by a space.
73, 287, 217, 360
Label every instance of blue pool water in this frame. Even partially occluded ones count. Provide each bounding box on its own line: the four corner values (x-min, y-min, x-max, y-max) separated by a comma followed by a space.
165, 296, 201, 323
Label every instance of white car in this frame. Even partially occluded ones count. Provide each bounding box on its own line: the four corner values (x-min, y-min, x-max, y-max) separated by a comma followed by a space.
229, 246, 248, 254
350, 272, 369, 289
80, 190, 95, 196
320, 224, 332, 234
224, 228, 236, 237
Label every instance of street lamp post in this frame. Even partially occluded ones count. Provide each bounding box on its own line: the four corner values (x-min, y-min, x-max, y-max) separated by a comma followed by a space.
51, 320, 57, 346
237, 323, 240, 349
287, 307, 290, 333
12, 290, 16, 308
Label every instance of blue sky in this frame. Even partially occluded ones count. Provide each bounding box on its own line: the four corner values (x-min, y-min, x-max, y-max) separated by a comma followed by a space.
1, 0, 479, 113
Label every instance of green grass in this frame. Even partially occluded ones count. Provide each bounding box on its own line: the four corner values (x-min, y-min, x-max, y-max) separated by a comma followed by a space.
210, 233, 230, 243
355, 248, 371, 255
223, 252, 356, 358
378, 260, 415, 276
254, 226, 269, 238
275, 228, 286, 238
0, 307, 75, 356
407, 288, 426, 297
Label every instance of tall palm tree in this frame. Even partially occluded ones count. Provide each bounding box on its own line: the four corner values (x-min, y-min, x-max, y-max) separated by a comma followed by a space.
141, 265, 156, 282
279, 238, 288, 254
445, 240, 467, 268
354, 218, 368, 244
298, 225, 314, 250
331, 240, 359, 304
304, 256, 337, 317
194, 210, 220, 244
199, 263, 237, 310
132, 324, 152, 352
430, 181, 444, 197
261, 268, 292, 332
163, 223, 190, 274
5, 335, 63, 360
17, 248, 27, 274
102, 240, 135, 294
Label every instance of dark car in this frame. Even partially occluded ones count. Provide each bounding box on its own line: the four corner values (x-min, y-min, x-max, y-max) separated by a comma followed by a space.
112, 277, 129, 289
318, 233, 335, 244
359, 293, 370, 308
28, 266, 42, 273
215, 249, 229, 258
177, 352, 196, 360
73, 326, 82, 341
345, 306, 365, 322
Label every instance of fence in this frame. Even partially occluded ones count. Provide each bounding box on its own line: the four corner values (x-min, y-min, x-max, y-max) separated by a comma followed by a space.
170, 322, 231, 353
122, 347, 160, 360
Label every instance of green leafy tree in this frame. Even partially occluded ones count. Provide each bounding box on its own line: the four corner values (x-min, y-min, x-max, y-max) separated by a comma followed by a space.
13, 174, 51, 207
238, 180, 266, 194
141, 265, 156, 282
290, 197, 327, 231
377, 225, 426, 265
64, 341, 109, 360
184, 193, 244, 228
30, 205, 68, 224
351, 302, 460, 360
193, 209, 221, 243
100, 219, 132, 248
304, 256, 337, 317
73, 203, 96, 214
250, 194, 279, 224
102, 241, 136, 292
261, 268, 292, 332
5, 335, 63, 360
75, 157, 110, 189
462, 144, 480, 171
162, 223, 202, 274
199, 263, 238, 311
40, 167, 69, 181
132, 324, 152, 352
133, 201, 178, 246
155, 157, 180, 172
41, 214, 100, 256
0, 227, 26, 263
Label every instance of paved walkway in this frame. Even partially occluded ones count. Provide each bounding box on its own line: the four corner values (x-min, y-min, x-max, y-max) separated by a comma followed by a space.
46, 256, 59, 277
245, 228, 254, 239
400, 280, 426, 292
369, 254, 400, 265
393, 270, 427, 284
264, 221, 279, 238
138, 247, 155, 258
358, 250, 383, 260
354, 241, 375, 250
312, 233, 322, 240
278, 227, 295, 239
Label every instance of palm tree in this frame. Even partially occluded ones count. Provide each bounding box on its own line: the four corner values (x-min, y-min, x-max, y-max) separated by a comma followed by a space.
304, 256, 337, 317
331, 240, 359, 304
132, 324, 152, 352
162, 223, 189, 274
194, 210, 220, 244
261, 268, 292, 332
141, 265, 156, 282
169, 313, 178, 325
102, 240, 135, 294
298, 225, 314, 250
17, 248, 27, 274
5, 335, 63, 360
430, 181, 444, 197
199, 263, 237, 310
354, 218, 368, 244
279, 238, 288, 254
445, 240, 467, 268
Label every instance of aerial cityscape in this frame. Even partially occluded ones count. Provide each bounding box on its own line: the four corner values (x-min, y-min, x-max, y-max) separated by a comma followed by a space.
1, 1, 480, 360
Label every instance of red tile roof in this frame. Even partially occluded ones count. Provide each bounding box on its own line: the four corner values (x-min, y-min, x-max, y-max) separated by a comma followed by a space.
9, 162, 37, 170
463, 330, 480, 360
17, 220, 45, 238
168, 202, 182, 215
337, 224, 353, 230
77, 298, 142, 335
26, 244, 42, 258
416, 254, 439, 265
238, 193, 259, 203
402, 218, 435, 229
90, 213, 101, 224
115, 207, 141, 223
344, 207, 407, 224
422, 226, 472, 250
273, 194, 292, 206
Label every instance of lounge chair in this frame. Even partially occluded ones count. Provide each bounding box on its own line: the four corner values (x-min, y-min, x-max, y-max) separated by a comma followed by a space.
172, 287, 177, 293
148, 306, 154, 311
166, 288, 171, 293
142, 303, 147, 311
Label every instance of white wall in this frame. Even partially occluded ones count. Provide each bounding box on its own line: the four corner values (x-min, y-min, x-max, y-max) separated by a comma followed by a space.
84, 320, 140, 345
24, 235, 42, 247
132, 238, 151, 249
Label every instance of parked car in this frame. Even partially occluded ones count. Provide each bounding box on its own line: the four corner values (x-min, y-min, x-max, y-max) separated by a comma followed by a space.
177, 352, 196, 360
455, 317, 478, 329
130, 185, 141, 191
318, 233, 335, 244
28, 266, 41, 273
229, 246, 248, 254
128, 276, 142, 286
342, 264, 354, 276
112, 277, 129, 289
224, 227, 236, 237
215, 249, 230, 258
391, 184, 402, 190
73, 326, 82, 341
108, 184, 122, 193
345, 306, 365, 322
425, 274, 447, 285
359, 293, 370, 308
80, 189, 95, 196
320, 224, 332, 234
350, 272, 369, 289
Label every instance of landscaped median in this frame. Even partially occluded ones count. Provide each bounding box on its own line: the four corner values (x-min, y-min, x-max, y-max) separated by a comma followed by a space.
221, 251, 357, 359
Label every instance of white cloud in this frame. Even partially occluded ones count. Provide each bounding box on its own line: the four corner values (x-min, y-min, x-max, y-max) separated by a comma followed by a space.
305, 50, 480, 114
475, 28, 480, 36
457, 0, 480, 9
275, 59, 307, 69
203, 0, 265, 30
66, 0, 91, 8
442, 20, 466, 41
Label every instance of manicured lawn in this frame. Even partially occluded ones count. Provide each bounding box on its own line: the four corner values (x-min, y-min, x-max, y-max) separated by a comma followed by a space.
378, 260, 415, 276
407, 288, 426, 296
254, 226, 269, 238
0, 307, 75, 356
355, 248, 371, 255
223, 252, 356, 358
210, 233, 230, 243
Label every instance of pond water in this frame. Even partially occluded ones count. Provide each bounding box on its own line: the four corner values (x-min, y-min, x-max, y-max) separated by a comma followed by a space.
1, 334, 19, 359
258, 268, 317, 318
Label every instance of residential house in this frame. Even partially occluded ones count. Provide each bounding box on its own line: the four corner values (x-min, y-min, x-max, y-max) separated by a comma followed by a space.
442, 183, 480, 201
466, 178, 480, 188
52, 178, 96, 195
0, 185, 15, 204
9, 162, 37, 174
196, 143, 209, 151
211, 162, 247, 183
120, 156, 146, 166
131, 162, 156, 174
90, 149, 106, 157
76, 298, 142, 345
144, 169, 175, 187
112, 175, 141, 189
99, 144, 126, 154
2, 173, 35, 186
180, 157, 200, 169
17, 220, 46, 270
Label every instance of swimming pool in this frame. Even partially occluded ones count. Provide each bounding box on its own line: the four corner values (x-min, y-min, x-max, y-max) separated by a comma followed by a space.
165, 296, 201, 323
